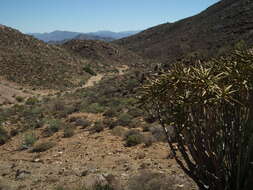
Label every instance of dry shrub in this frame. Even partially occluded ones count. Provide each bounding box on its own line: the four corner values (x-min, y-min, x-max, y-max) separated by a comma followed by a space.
31, 141, 55, 153
127, 170, 194, 190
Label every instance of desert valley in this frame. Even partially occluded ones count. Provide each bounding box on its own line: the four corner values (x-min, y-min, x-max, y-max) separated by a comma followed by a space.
0, 0, 253, 189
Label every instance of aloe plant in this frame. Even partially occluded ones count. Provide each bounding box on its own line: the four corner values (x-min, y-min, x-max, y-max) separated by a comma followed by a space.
140, 48, 253, 190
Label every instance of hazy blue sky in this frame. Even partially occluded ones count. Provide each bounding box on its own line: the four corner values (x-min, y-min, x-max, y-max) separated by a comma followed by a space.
0, 0, 220, 33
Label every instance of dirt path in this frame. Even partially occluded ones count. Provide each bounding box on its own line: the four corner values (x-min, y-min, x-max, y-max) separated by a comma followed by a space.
84, 74, 104, 88
0, 81, 31, 105
117, 65, 129, 75
65, 64, 128, 94
0, 65, 128, 106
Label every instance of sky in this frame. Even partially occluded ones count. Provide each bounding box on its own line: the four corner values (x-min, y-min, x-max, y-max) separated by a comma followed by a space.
0, 0, 220, 33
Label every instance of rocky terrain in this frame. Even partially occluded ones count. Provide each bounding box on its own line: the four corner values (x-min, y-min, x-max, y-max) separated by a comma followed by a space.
0, 63, 195, 190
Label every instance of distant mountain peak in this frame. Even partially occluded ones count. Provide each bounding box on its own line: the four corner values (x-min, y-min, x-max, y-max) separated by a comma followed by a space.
29, 30, 141, 43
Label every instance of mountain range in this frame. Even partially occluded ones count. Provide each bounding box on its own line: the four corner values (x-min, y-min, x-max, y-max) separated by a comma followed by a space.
29, 30, 140, 43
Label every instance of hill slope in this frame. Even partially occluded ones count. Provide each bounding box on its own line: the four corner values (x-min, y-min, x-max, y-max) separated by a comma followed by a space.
0, 25, 88, 89
115, 0, 253, 63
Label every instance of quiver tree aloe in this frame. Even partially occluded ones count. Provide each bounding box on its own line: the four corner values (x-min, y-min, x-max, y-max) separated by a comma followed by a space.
140, 49, 253, 190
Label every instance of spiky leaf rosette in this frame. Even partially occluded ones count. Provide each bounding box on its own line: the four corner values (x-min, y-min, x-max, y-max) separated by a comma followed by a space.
140, 48, 253, 190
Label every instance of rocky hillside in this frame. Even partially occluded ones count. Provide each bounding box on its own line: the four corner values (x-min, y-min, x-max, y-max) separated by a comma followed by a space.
0, 25, 91, 89
62, 39, 144, 70
116, 0, 253, 63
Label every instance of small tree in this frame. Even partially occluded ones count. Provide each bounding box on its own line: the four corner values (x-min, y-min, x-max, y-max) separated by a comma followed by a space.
140, 49, 253, 190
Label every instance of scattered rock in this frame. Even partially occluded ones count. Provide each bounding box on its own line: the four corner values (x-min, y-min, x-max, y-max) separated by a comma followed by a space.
15, 170, 31, 180
83, 174, 108, 188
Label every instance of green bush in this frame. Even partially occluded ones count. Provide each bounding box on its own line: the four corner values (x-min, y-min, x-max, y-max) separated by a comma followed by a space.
10, 128, 19, 137
124, 130, 143, 147
149, 125, 167, 142
90, 184, 114, 190
128, 171, 192, 190
48, 119, 63, 132
83, 103, 105, 113
0, 127, 9, 145
22, 106, 44, 129
83, 65, 96, 76
26, 97, 39, 105
111, 126, 128, 137
103, 109, 117, 118
125, 79, 139, 90
92, 121, 104, 133
103, 119, 117, 129
128, 119, 141, 128
116, 113, 133, 126
52, 100, 65, 112
128, 108, 143, 118
143, 134, 156, 147
43, 119, 64, 137
63, 127, 75, 138
144, 115, 156, 123
55, 184, 114, 190
15, 96, 24, 102
74, 118, 91, 128
22, 132, 37, 148
31, 142, 55, 153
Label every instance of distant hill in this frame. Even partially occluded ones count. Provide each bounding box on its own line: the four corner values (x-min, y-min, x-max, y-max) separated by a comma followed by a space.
87, 30, 141, 39
61, 39, 144, 71
0, 25, 89, 89
115, 0, 253, 63
29, 30, 140, 43
74, 34, 114, 42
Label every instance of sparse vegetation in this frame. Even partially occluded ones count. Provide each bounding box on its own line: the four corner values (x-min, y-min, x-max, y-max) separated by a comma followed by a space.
43, 119, 65, 137
31, 141, 55, 153
111, 126, 128, 137
21, 132, 37, 148
92, 121, 104, 133
143, 134, 156, 147
83, 65, 97, 76
124, 129, 143, 147
63, 126, 75, 138
55, 184, 114, 190
0, 126, 9, 145
74, 118, 91, 128
85, 103, 105, 114
128, 171, 192, 190
15, 96, 24, 102
25, 97, 39, 105
116, 113, 133, 127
